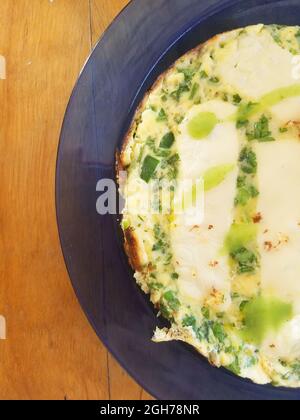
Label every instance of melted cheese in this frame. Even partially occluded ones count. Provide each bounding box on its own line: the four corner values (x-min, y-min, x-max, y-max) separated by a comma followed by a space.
256, 141, 300, 307
255, 141, 300, 359
219, 31, 296, 99
172, 101, 239, 309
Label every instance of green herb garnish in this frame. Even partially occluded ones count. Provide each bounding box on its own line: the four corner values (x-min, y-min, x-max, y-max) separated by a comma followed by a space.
170, 82, 190, 101
230, 246, 258, 274
182, 315, 197, 329
296, 29, 300, 45
141, 155, 159, 183
174, 114, 184, 124
235, 176, 259, 206
190, 82, 200, 100
159, 132, 175, 149
209, 76, 220, 84
201, 307, 210, 319
228, 356, 241, 375
157, 108, 168, 122
236, 119, 249, 129
212, 322, 226, 343
279, 127, 288, 133
233, 94, 242, 104
246, 115, 275, 142
200, 70, 208, 79
163, 291, 180, 311
149, 282, 163, 291
239, 147, 257, 175
178, 67, 195, 83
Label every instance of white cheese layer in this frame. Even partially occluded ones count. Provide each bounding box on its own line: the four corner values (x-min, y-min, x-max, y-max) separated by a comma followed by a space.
256, 141, 300, 360
171, 101, 239, 309
219, 30, 296, 99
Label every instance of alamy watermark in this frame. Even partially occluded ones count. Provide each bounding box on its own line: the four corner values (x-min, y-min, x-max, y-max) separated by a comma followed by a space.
96, 172, 205, 226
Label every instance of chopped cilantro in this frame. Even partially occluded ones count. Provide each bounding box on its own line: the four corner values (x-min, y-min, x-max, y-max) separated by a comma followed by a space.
197, 321, 211, 342
152, 224, 166, 252
279, 127, 288, 133
291, 362, 300, 379
201, 307, 210, 319
140, 155, 159, 183
236, 119, 249, 129
244, 356, 258, 368
200, 70, 208, 79
189, 82, 199, 100
159, 303, 172, 320
170, 82, 190, 101
174, 114, 184, 124
235, 176, 259, 206
230, 247, 258, 274
222, 93, 229, 102
163, 291, 180, 311
246, 115, 275, 142
233, 94, 242, 104
296, 29, 300, 45
178, 67, 195, 83
182, 315, 197, 329
228, 356, 241, 375
149, 282, 163, 291
152, 240, 165, 252
209, 76, 220, 84
157, 108, 167, 122
239, 300, 249, 311
159, 132, 175, 149
237, 102, 259, 124
239, 147, 257, 175
166, 153, 180, 180
212, 322, 226, 343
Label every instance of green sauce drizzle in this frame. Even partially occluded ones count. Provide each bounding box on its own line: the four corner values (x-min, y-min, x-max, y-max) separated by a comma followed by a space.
242, 296, 293, 345
188, 112, 218, 139
235, 84, 300, 121
225, 223, 257, 253
203, 164, 235, 191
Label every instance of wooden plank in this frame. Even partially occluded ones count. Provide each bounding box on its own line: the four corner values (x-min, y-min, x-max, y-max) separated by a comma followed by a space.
108, 354, 141, 401
90, 0, 153, 400
0, 0, 109, 400
90, 0, 130, 47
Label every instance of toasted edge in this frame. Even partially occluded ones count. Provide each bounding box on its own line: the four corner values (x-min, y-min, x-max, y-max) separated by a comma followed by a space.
124, 227, 144, 272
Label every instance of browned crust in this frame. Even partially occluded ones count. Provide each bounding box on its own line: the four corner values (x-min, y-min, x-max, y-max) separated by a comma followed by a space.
124, 227, 143, 272
115, 149, 125, 188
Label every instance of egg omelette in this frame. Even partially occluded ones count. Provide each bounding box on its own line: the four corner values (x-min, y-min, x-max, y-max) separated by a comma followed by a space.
118, 24, 300, 387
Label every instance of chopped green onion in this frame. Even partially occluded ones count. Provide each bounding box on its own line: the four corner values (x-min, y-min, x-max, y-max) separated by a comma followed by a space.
159, 132, 175, 149
140, 155, 159, 183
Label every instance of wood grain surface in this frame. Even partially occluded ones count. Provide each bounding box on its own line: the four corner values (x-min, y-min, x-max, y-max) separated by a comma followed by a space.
0, 0, 153, 400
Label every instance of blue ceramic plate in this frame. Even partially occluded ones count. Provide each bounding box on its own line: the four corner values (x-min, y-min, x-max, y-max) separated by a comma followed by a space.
56, 0, 300, 400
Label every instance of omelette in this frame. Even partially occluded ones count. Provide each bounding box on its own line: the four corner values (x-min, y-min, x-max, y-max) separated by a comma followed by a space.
118, 24, 300, 387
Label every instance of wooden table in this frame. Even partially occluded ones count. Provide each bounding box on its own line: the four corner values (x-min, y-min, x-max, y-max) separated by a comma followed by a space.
0, 0, 153, 400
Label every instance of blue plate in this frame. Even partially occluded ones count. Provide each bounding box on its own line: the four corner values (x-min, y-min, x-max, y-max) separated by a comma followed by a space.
56, 0, 300, 400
